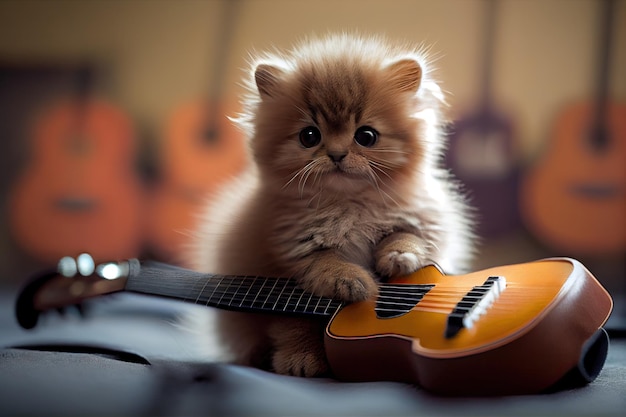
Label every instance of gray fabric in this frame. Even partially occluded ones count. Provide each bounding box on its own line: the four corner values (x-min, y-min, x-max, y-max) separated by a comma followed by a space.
1, 290, 624, 417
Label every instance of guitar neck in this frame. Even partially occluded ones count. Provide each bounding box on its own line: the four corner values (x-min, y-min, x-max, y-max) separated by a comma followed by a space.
124, 260, 343, 318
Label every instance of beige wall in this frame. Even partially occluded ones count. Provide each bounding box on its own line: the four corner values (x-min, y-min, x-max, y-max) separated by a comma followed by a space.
1, 0, 624, 158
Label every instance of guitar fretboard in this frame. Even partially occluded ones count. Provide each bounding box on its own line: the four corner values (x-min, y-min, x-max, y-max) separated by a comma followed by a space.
123, 260, 436, 319
125, 261, 343, 317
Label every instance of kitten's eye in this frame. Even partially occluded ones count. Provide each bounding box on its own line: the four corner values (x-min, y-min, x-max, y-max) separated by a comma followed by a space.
299, 126, 322, 148
354, 126, 378, 147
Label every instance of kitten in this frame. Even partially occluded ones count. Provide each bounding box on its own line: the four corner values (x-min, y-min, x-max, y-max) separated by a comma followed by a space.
190, 33, 475, 377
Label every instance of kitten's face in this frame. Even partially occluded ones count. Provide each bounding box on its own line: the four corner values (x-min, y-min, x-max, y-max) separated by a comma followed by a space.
250, 50, 429, 200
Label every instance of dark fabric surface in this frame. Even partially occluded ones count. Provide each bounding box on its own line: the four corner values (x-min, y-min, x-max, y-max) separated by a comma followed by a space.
1, 290, 624, 417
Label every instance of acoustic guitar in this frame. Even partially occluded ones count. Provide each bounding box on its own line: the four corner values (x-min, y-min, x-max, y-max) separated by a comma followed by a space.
446, 0, 521, 239
520, 0, 626, 255
16, 255, 612, 396
8, 66, 145, 264
147, 0, 247, 262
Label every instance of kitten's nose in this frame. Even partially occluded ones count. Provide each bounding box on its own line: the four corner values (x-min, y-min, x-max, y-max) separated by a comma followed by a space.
328, 151, 347, 163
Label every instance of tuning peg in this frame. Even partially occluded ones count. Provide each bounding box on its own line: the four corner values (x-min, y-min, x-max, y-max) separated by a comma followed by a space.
77, 253, 95, 276
58, 256, 78, 277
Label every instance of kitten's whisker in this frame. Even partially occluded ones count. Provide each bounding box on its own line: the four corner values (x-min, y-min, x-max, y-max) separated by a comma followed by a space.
284, 159, 318, 192
307, 188, 323, 207
298, 158, 323, 198
368, 148, 410, 155
366, 166, 401, 209
299, 168, 314, 197
368, 160, 396, 182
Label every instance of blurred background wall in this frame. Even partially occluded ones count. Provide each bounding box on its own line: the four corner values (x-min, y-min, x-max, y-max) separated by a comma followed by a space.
0, 0, 624, 325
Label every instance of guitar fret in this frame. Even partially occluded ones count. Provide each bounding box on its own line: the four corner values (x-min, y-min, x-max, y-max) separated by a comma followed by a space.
238, 276, 258, 308
293, 288, 307, 313
282, 283, 298, 312
249, 277, 266, 308
200, 275, 223, 305
312, 296, 323, 314
303, 292, 314, 313
271, 279, 290, 311
215, 277, 237, 306
227, 277, 247, 307
261, 278, 280, 310
190, 272, 211, 304
322, 298, 333, 315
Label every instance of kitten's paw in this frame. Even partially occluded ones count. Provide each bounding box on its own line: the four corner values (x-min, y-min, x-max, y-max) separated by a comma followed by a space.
376, 250, 422, 278
272, 347, 330, 377
375, 233, 428, 279
305, 261, 378, 303
269, 319, 329, 378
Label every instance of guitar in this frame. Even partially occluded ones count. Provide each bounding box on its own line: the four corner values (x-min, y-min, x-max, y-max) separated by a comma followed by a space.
446, 0, 521, 239
520, 0, 626, 255
8, 66, 145, 264
147, 0, 247, 262
16, 255, 613, 396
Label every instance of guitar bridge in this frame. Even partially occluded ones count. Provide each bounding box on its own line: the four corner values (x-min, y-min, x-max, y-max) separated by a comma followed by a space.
445, 276, 507, 339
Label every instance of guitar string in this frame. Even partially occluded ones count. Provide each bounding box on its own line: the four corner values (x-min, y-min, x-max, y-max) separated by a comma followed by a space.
198, 287, 542, 308
192, 275, 553, 315
197, 284, 536, 307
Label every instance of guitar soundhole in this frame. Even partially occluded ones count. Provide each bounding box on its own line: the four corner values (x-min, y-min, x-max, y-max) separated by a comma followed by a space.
55, 197, 98, 212
569, 184, 621, 199
200, 126, 220, 144
375, 284, 434, 319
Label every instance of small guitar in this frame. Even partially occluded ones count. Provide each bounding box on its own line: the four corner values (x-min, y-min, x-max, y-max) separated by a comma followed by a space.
520, 0, 625, 255
8, 66, 145, 264
446, 0, 521, 239
147, 0, 247, 262
16, 255, 612, 396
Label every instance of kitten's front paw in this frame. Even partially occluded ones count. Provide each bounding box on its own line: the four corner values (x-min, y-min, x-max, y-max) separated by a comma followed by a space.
269, 319, 329, 378
272, 346, 330, 377
376, 250, 421, 278
305, 261, 378, 303
375, 233, 427, 279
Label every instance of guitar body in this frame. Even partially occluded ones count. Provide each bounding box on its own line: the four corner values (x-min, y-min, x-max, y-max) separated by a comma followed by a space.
325, 258, 613, 395
9, 99, 145, 263
147, 99, 247, 261
520, 101, 626, 255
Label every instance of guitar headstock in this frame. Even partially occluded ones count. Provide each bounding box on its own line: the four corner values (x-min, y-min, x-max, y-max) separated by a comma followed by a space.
15, 254, 130, 329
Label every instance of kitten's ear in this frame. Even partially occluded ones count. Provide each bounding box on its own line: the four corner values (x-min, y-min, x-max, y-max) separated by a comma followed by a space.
386, 58, 422, 93
254, 64, 285, 98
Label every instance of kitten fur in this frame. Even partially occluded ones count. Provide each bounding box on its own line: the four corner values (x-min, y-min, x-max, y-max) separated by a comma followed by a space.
189, 33, 475, 377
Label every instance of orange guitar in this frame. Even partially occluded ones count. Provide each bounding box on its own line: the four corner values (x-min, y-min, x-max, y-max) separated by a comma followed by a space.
17, 256, 612, 396
147, 0, 247, 262
520, 0, 626, 255
146, 99, 247, 261
9, 67, 145, 264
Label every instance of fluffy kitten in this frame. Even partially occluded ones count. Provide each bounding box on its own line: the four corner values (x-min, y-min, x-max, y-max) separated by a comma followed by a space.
190, 34, 475, 377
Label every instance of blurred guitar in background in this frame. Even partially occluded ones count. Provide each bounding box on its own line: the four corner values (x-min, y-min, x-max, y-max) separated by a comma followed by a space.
521, 0, 625, 256
9, 65, 145, 264
446, 0, 521, 240
147, 0, 247, 263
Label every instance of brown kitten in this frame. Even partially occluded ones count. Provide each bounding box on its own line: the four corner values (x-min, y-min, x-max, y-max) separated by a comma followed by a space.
190, 34, 475, 377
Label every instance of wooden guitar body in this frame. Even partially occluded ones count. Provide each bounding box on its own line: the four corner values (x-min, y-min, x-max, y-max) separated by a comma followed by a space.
9, 99, 145, 263
520, 101, 626, 255
326, 258, 613, 395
